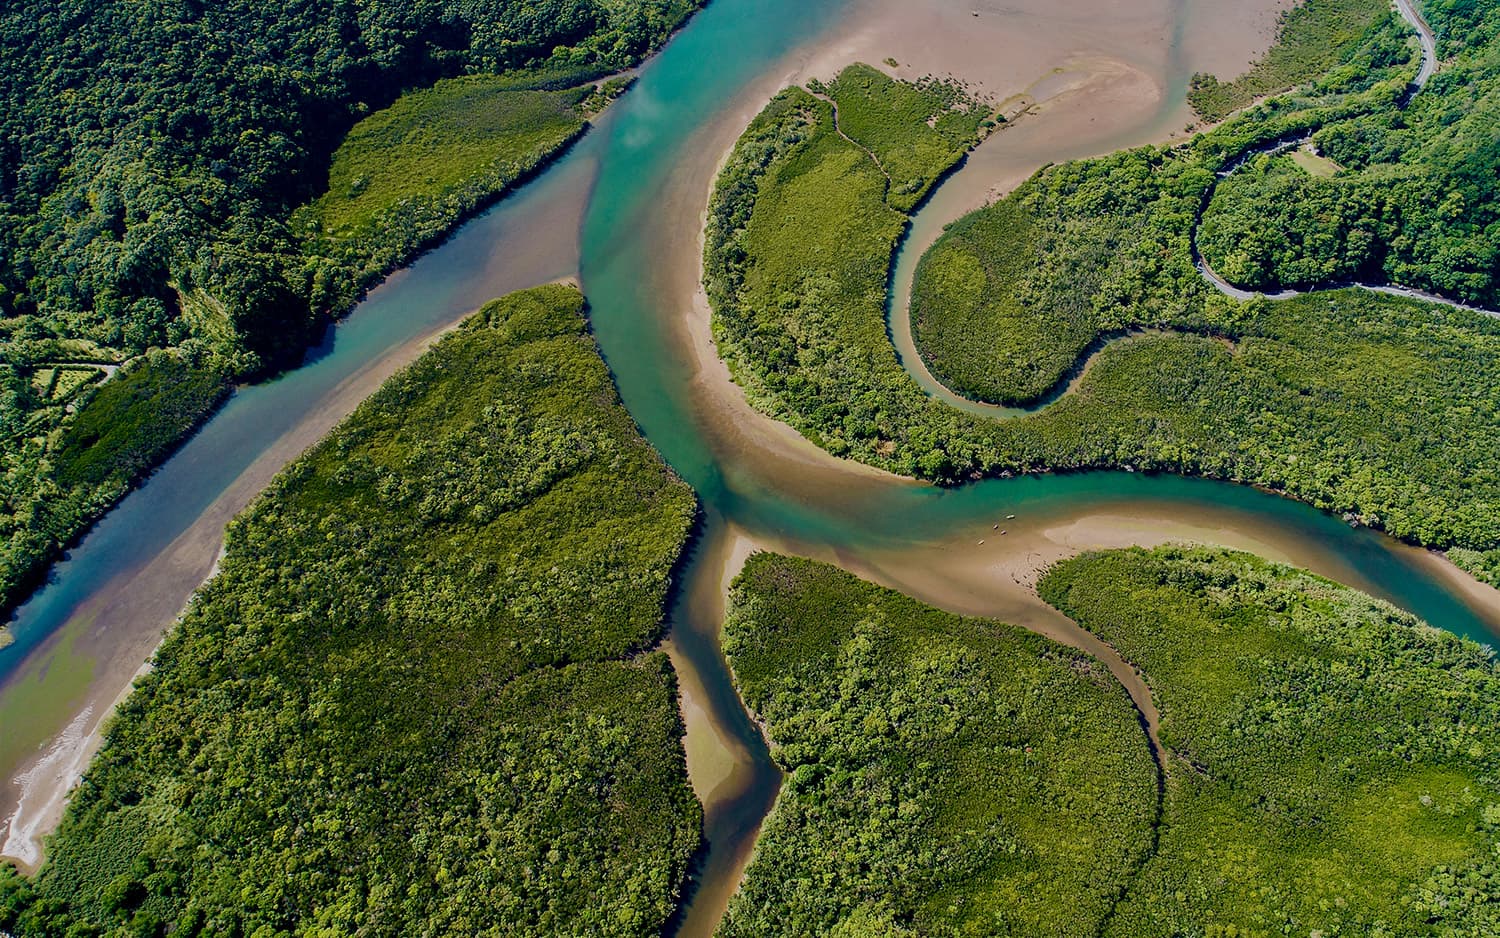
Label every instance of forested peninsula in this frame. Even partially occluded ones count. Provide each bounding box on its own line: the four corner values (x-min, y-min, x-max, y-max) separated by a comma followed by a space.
0, 0, 702, 628
0, 285, 701, 935
705, 0, 1500, 561
720, 555, 1159, 937
724, 549, 1500, 936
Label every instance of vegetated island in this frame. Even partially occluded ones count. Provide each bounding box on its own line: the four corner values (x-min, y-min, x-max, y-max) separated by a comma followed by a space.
723, 549, 1500, 936
704, 2, 1500, 567
0, 0, 704, 639
0, 285, 701, 936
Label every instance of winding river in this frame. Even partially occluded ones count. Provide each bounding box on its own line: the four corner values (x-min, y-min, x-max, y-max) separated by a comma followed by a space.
3, 1, 1500, 935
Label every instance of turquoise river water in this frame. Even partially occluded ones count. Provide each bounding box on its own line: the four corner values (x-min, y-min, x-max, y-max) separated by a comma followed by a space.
2, 0, 1499, 934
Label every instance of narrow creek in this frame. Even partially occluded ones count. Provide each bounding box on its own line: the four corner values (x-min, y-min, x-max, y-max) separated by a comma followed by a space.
3, 2, 1499, 936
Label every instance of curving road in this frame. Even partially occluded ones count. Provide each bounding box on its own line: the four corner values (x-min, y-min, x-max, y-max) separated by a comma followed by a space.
1194, 0, 1500, 322
1398, 0, 1438, 90
893, 0, 1497, 425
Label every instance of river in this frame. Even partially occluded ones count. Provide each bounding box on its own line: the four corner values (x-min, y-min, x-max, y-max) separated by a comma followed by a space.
3, 1, 1499, 935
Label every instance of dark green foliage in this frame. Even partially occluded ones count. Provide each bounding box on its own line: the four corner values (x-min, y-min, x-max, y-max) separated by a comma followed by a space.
1200, 16, 1500, 305
1041, 547, 1500, 936
1, 285, 700, 936
0, 351, 229, 615
50, 355, 228, 490
706, 4, 1500, 552
1186, 0, 1393, 121
0, 0, 702, 617
720, 554, 1158, 937
716, 549, 1500, 933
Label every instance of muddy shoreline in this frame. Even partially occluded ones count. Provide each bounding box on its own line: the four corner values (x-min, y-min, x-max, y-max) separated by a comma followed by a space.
6, 9, 1500, 938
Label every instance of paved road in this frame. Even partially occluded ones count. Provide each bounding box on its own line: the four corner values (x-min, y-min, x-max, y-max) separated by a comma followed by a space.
1194, 1, 1500, 322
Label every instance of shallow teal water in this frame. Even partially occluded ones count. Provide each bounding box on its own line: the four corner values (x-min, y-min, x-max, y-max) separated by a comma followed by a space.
576, 1, 1499, 647
0, 0, 1496, 925
571, 7, 1499, 927
7, 0, 1485, 720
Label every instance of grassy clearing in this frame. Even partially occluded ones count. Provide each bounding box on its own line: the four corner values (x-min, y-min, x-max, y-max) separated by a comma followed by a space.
0, 285, 700, 936
297, 73, 603, 314
720, 554, 1158, 937
1187, 0, 1395, 121
49, 354, 229, 490
1289, 143, 1343, 175
1042, 546, 1500, 937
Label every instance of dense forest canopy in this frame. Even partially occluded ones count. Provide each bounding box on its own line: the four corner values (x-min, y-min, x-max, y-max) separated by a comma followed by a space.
721, 549, 1500, 935
1042, 547, 1500, 936
1199, 0, 1500, 304
707, 41, 1500, 554
0, 0, 700, 622
0, 285, 701, 935
721, 554, 1158, 937
0, 0, 697, 366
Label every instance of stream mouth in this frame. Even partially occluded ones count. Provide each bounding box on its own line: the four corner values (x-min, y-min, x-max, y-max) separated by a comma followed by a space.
582, 0, 1500, 927
4, 3, 1500, 935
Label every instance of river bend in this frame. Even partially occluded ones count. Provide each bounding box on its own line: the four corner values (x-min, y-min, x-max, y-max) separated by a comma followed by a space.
3, 4, 1499, 938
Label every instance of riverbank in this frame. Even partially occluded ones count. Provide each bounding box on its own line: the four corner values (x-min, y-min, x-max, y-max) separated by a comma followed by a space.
2, 285, 703, 933
0, 134, 597, 865
599, 0, 1500, 928
0, 1, 710, 631
8, 1, 1500, 933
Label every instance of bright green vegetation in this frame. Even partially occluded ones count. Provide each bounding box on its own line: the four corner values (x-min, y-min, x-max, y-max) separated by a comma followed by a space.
1288, 143, 1343, 176
717, 548, 1500, 935
0, 0, 701, 620
1450, 547, 1500, 589
940, 282, 1500, 548
0, 352, 231, 616
706, 83, 907, 453
1042, 546, 1500, 937
719, 547, 1500, 935
1186, 0, 1392, 121
298, 72, 621, 315
719, 554, 1158, 937
1200, 6, 1500, 305
708, 25, 1500, 552
0, 285, 701, 936
705, 64, 994, 476
49, 356, 229, 491
912, 6, 1419, 406
813, 64, 990, 212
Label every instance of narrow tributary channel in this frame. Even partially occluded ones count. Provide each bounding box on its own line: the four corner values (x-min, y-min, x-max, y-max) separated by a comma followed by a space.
4, 3, 1500, 937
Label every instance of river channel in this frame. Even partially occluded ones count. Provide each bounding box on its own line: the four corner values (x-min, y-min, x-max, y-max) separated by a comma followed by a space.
3, 1, 1499, 935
